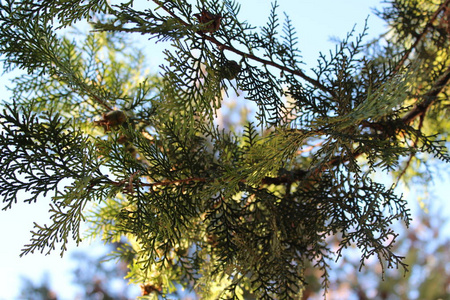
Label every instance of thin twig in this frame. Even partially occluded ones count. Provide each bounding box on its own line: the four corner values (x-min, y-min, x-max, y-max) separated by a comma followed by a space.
395, 114, 425, 186
296, 140, 324, 155
201, 33, 335, 96
152, 0, 335, 97
111, 176, 207, 193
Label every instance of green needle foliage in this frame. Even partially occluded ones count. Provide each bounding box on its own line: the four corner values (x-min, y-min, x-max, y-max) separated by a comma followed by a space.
1, 0, 449, 298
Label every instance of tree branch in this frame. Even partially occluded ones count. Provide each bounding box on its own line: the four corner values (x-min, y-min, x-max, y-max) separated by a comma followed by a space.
402, 63, 450, 124
125, 0, 450, 189
393, 0, 450, 73
141, 177, 207, 187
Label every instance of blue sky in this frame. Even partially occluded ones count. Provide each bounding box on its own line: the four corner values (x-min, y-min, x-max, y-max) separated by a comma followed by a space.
0, 1, 448, 299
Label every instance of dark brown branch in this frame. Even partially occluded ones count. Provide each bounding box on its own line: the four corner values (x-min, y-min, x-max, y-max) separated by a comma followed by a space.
324, 62, 450, 178
141, 177, 207, 187
261, 169, 308, 185
393, 0, 450, 73
402, 63, 450, 124
111, 176, 207, 191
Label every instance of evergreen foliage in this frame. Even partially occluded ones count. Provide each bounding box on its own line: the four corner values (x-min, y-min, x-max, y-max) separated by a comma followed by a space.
1, 0, 449, 298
